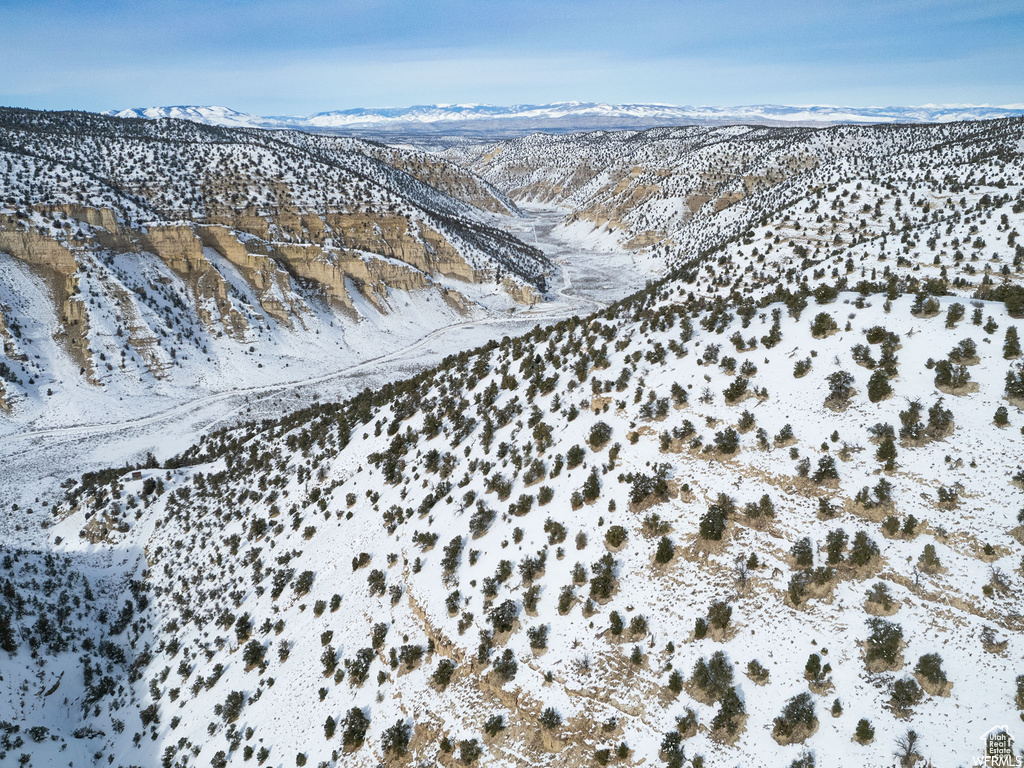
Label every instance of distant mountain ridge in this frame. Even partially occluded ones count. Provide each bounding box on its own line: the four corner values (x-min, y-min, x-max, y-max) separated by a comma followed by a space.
107, 101, 1024, 137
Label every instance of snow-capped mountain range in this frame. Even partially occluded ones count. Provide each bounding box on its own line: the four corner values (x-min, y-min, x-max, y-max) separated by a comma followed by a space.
107, 102, 1024, 137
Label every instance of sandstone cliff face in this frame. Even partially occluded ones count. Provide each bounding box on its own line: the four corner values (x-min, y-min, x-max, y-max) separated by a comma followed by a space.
324, 213, 481, 283
139, 226, 248, 337
196, 226, 296, 324
270, 244, 355, 310
0, 221, 96, 383
439, 286, 474, 316
56, 204, 121, 232
501, 276, 542, 305
270, 243, 433, 313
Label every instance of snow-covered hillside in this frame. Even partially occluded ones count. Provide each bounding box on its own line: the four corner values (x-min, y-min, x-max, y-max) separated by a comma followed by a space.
0, 108, 553, 431
2, 116, 1023, 768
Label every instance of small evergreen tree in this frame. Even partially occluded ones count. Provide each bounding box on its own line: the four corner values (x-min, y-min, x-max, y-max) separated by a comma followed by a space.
876, 437, 898, 470
589, 421, 613, 449
825, 370, 855, 405
243, 640, 266, 670
710, 686, 745, 735
432, 658, 457, 691
1007, 363, 1024, 401
668, 669, 684, 693
825, 528, 848, 565
791, 537, 814, 567
1005, 326, 1022, 359
483, 714, 505, 737
865, 618, 903, 667
707, 601, 732, 631
539, 707, 562, 729
914, 653, 946, 685
655, 536, 675, 564
381, 720, 411, 757
773, 692, 816, 741
891, 678, 923, 714
582, 467, 601, 502
566, 444, 585, 468
867, 369, 892, 402
222, 691, 245, 723
812, 455, 839, 482
849, 531, 880, 566
810, 312, 839, 338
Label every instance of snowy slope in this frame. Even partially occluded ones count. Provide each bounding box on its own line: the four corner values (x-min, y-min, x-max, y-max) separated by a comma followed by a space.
2, 115, 1024, 768
0, 108, 552, 432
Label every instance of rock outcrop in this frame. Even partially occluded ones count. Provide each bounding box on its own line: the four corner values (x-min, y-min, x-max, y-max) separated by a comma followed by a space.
0, 220, 96, 382
139, 225, 248, 337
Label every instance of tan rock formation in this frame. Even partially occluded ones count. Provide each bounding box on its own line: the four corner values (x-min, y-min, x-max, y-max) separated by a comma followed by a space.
55, 204, 120, 232
196, 226, 296, 323
439, 287, 473, 316
323, 213, 480, 283
271, 244, 355, 310
0, 222, 96, 382
501, 277, 541, 305
139, 225, 248, 337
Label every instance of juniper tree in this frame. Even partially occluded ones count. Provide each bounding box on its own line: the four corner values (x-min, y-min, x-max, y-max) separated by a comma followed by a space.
791, 537, 814, 567
692, 650, 734, 701
539, 707, 562, 729
492, 649, 517, 681
589, 421, 613, 449
810, 312, 838, 338
825, 370, 855, 405
590, 553, 617, 599
914, 653, 946, 686
483, 714, 505, 737
243, 640, 266, 670
1007, 362, 1024, 400
825, 529, 848, 565
655, 536, 675, 564
934, 359, 971, 389
867, 369, 893, 402
381, 720, 411, 757
855, 718, 875, 743
865, 618, 903, 667
1005, 327, 1022, 359
707, 601, 732, 631
609, 611, 624, 636
714, 427, 740, 454
891, 678, 923, 715
866, 582, 894, 611
566, 444, 585, 468
582, 467, 601, 502
711, 686, 745, 735
432, 658, 457, 691
812, 455, 839, 482
773, 692, 816, 740
849, 531, 880, 566
876, 437, 898, 470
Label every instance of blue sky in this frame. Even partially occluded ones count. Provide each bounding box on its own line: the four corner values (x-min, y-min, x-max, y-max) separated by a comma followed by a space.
1, 0, 1021, 113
